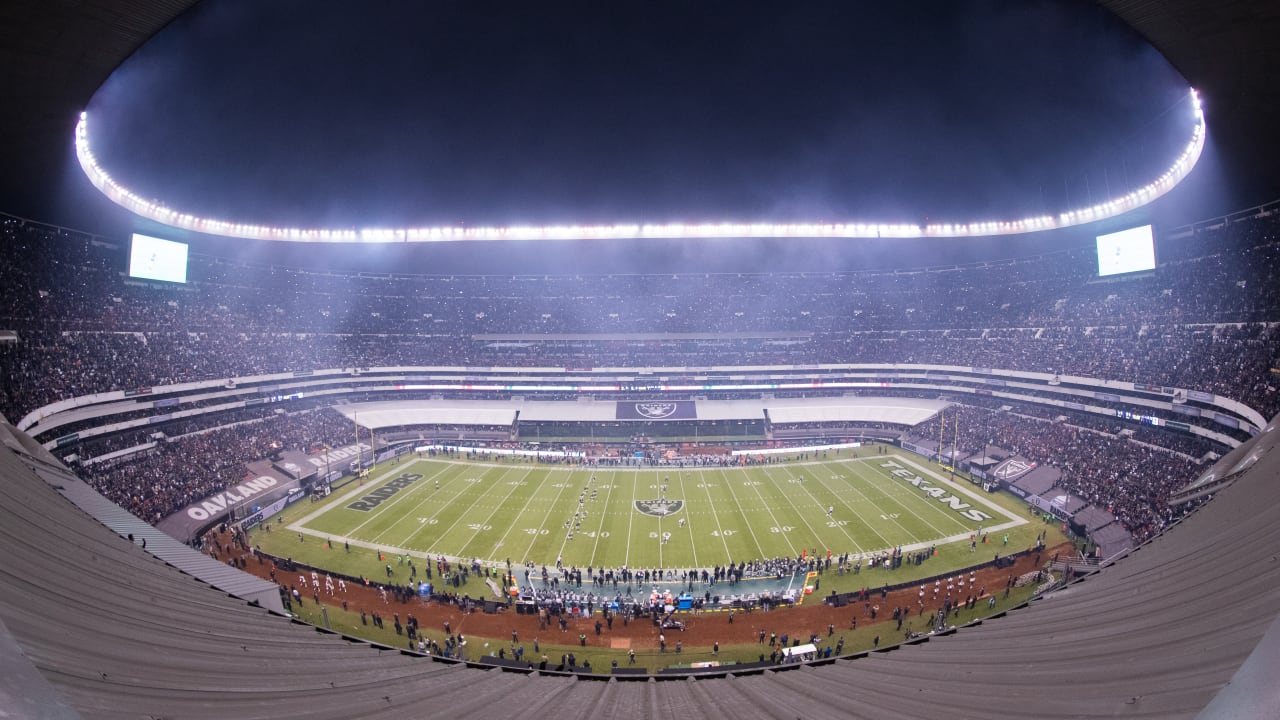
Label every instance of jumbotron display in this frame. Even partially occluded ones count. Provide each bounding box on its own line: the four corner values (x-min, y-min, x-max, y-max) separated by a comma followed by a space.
73, 90, 1205, 243
127, 233, 188, 283
1095, 224, 1156, 277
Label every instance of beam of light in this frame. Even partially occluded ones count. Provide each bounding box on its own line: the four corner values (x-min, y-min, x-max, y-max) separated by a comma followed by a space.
73, 89, 1205, 243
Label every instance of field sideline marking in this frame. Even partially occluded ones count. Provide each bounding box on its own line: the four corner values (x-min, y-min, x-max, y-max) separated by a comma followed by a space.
870, 453, 1029, 538
893, 454, 1020, 521
860, 456, 977, 530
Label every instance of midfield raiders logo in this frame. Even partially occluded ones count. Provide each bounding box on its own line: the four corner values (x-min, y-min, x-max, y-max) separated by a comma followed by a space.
635, 498, 684, 517
992, 458, 1037, 482
635, 402, 678, 419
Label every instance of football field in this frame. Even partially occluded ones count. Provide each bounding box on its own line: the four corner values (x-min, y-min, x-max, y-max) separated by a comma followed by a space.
290, 453, 1023, 570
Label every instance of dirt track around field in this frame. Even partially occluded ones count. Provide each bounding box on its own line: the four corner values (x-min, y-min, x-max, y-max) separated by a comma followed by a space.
209, 529, 1068, 653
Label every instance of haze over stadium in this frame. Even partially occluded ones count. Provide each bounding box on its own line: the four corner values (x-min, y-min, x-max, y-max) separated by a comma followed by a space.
2, 1, 1280, 719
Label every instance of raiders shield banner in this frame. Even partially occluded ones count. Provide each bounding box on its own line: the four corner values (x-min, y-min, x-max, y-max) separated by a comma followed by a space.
615, 401, 697, 421
992, 457, 1037, 483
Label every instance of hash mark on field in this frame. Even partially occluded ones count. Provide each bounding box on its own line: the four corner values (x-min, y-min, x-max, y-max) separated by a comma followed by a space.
382, 465, 471, 547
695, 470, 733, 558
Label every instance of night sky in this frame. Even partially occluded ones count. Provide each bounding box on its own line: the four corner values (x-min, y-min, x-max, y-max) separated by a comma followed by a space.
85, 0, 1194, 239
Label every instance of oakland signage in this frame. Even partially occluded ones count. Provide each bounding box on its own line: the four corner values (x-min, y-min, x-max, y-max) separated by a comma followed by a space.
347, 472, 423, 512
185, 476, 280, 521
879, 460, 993, 523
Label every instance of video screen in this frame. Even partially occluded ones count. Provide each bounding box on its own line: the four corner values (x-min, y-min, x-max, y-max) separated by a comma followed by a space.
1096, 225, 1155, 277
128, 233, 189, 283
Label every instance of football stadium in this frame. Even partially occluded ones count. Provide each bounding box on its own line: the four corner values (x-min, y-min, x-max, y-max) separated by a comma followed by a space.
1, 2, 1279, 718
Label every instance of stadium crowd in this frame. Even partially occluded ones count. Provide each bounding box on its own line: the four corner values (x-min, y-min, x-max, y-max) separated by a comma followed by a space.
1, 209, 1277, 527
77, 409, 354, 521
910, 405, 1200, 542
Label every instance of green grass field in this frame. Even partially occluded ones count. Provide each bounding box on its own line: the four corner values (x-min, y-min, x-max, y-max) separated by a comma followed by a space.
279, 450, 1024, 570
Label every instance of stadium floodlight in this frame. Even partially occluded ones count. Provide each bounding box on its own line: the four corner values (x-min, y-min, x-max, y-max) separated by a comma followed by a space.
74, 89, 1205, 243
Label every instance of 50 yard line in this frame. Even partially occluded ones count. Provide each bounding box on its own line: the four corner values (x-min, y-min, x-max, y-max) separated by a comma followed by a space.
587, 469, 619, 567
623, 468, 640, 568
673, 469, 699, 569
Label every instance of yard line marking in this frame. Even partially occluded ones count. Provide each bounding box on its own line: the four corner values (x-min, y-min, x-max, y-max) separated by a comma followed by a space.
718, 467, 789, 557
845, 459, 950, 540
673, 469, 699, 568
893, 454, 1017, 521
490, 466, 555, 559
758, 465, 829, 552
518, 467, 575, 565
288, 461, 422, 530
423, 465, 522, 556
380, 463, 475, 547
623, 468, 640, 568
812, 465, 895, 550
459, 466, 535, 556
587, 469, 620, 566
697, 469, 733, 558
762, 465, 862, 553
840, 459, 929, 543
391, 462, 500, 549
348, 462, 460, 542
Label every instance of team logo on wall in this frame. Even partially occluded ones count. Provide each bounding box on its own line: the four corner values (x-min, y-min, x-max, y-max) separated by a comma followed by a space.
635, 402, 678, 419
993, 458, 1037, 481
615, 400, 696, 420
635, 499, 684, 517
